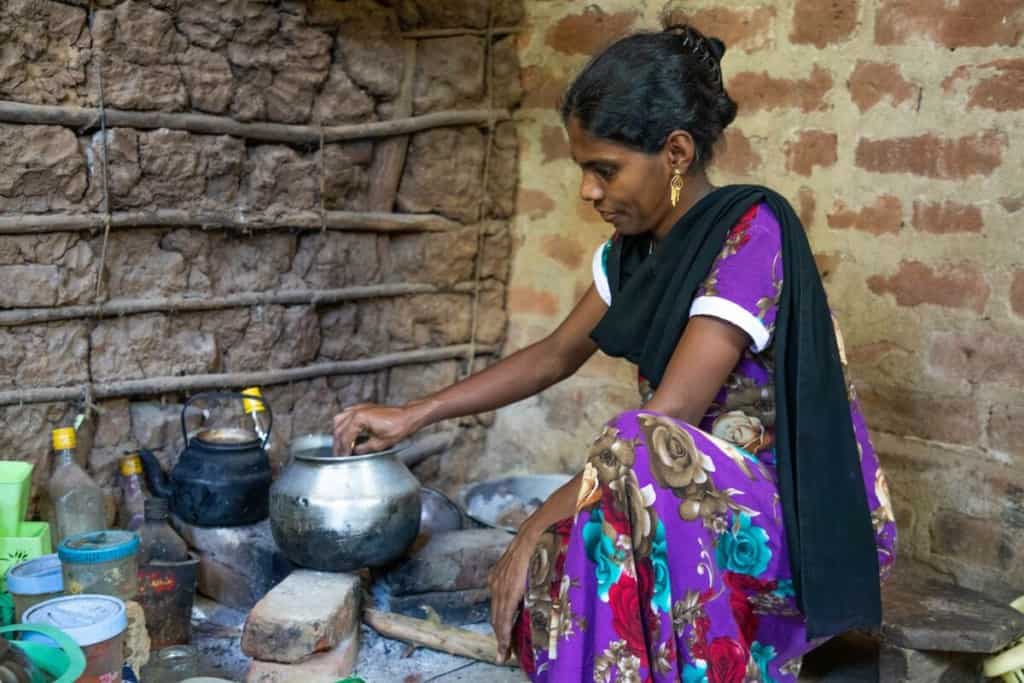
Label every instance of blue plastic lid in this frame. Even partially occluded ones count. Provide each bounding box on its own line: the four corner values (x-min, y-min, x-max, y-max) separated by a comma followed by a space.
58, 530, 139, 564
22, 594, 127, 647
6, 553, 63, 595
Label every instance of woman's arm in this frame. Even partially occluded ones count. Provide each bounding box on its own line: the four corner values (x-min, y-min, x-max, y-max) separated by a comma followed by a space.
333, 286, 608, 454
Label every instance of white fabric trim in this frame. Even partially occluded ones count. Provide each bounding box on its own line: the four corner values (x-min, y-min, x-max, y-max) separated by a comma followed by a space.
592, 243, 612, 306
689, 295, 772, 352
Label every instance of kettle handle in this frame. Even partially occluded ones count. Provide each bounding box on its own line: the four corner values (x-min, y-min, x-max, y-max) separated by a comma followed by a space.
181, 391, 274, 450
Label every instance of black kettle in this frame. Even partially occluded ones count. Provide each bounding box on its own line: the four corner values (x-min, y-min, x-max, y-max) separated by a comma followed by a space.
138, 391, 274, 527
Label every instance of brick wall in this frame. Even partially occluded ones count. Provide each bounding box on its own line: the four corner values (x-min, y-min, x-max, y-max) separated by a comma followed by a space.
0, 0, 522, 506
496, 0, 1024, 600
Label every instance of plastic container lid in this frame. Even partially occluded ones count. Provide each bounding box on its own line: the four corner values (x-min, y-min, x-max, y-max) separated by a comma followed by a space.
6, 553, 64, 595
58, 530, 139, 564
22, 594, 127, 647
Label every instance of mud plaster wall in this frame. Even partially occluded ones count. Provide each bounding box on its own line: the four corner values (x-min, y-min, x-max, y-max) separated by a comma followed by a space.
0, 0, 524, 508
490, 0, 1024, 601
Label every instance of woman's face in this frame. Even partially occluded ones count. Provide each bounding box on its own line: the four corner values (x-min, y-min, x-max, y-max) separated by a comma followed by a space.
566, 116, 674, 237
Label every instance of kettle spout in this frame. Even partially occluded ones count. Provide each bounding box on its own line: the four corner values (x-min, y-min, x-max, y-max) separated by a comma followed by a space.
137, 448, 174, 499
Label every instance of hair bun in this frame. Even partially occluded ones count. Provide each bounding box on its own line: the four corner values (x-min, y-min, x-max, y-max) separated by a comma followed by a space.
707, 37, 726, 61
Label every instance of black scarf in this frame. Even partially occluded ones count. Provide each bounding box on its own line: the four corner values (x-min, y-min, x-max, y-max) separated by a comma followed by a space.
591, 184, 880, 639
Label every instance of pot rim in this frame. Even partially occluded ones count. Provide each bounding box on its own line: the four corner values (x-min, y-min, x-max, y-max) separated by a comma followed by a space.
289, 433, 404, 462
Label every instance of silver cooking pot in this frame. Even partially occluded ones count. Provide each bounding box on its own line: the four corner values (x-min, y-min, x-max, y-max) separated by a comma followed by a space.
269, 434, 421, 571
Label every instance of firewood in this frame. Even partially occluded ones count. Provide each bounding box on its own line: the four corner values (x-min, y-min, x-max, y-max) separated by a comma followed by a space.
363, 607, 518, 667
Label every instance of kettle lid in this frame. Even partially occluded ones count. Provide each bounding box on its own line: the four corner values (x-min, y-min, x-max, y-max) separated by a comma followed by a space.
193, 427, 260, 447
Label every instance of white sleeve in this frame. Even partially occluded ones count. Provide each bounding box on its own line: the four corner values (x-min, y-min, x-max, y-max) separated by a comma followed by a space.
689, 296, 771, 353
592, 242, 612, 306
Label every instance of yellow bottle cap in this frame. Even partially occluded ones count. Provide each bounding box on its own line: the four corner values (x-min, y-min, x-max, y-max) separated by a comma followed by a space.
120, 454, 143, 476
242, 387, 265, 414
52, 427, 76, 451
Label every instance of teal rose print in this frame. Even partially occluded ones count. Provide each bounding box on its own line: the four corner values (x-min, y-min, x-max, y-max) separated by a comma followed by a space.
716, 512, 772, 577
583, 509, 623, 601
650, 520, 671, 614
682, 661, 709, 683
751, 640, 778, 683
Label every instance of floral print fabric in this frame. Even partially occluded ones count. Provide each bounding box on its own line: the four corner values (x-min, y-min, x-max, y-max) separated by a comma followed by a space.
517, 204, 897, 681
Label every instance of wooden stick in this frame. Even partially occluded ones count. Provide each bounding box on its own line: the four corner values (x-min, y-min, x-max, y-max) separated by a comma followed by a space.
367, 39, 418, 212
400, 27, 521, 39
0, 100, 509, 145
0, 344, 496, 406
363, 608, 517, 667
0, 283, 478, 327
0, 208, 461, 236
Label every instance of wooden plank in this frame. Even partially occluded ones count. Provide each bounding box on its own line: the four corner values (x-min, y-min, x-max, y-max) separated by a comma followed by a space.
0, 344, 496, 406
0, 100, 508, 145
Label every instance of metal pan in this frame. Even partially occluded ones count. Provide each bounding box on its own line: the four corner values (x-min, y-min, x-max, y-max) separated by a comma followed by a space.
459, 474, 573, 533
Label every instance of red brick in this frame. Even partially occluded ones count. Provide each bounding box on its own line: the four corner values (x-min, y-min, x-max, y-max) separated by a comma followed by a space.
507, 286, 558, 317
661, 6, 777, 52
790, 0, 860, 47
867, 260, 990, 312
911, 200, 983, 234
943, 59, 1024, 112
540, 125, 570, 163
520, 65, 566, 110
929, 331, 1024, 388
988, 402, 1024, 458
1012, 271, 1024, 317
847, 61, 916, 112
798, 186, 817, 231
855, 131, 1006, 179
784, 130, 838, 176
931, 508, 1018, 574
827, 195, 903, 235
730, 65, 833, 113
848, 340, 908, 365
713, 127, 762, 175
546, 8, 640, 55
814, 251, 840, 281
857, 383, 981, 444
516, 188, 555, 219
543, 234, 585, 269
875, 0, 1024, 47
1001, 196, 1024, 213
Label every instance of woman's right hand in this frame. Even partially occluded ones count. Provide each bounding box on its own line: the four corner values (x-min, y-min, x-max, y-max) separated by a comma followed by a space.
331, 401, 427, 456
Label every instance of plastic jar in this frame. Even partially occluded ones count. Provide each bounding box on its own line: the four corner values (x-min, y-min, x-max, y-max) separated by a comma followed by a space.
59, 530, 139, 600
22, 594, 128, 683
6, 553, 64, 622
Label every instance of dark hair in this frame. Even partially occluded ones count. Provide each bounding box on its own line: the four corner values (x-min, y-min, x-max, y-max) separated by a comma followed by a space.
560, 25, 738, 165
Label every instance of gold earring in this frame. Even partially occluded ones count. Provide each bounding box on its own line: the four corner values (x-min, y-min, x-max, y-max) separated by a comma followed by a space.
670, 170, 685, 207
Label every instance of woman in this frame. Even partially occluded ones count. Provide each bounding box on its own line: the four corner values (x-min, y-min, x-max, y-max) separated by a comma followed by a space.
334, 25, 896, 682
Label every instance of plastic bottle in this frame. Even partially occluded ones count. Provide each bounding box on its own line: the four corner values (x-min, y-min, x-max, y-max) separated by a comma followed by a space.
138, 497, 188, 565
118, 454, 147, 531
48, 427, 105, 546
241, 387, 269, 442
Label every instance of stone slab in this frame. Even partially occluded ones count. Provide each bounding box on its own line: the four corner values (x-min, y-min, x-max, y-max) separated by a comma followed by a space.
242, 570, 361, 664
882, 575, 1024, 653
382, 528, 511, 596
244, 631, 359, 683
172, 517, 293, 610
879, 643, 984, 683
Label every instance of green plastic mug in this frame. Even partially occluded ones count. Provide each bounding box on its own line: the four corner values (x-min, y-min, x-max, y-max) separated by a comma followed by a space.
0, 623, 86, 683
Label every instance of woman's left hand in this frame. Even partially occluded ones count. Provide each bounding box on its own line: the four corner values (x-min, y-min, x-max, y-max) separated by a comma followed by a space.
488, 526, 539, 664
